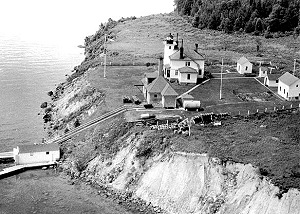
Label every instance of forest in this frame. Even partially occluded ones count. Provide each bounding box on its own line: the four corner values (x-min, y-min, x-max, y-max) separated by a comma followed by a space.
174, 0, 300, 36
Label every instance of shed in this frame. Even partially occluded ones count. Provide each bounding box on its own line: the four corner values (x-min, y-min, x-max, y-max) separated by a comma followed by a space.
161, 84, 178, 108
13, 143, 60, 165
259, 67, 268, 78
146, 76, 169, 104
264, 73, 281, 87
236, 57, 252, 74
176, 93, 194, 108
278, 72, 300, 100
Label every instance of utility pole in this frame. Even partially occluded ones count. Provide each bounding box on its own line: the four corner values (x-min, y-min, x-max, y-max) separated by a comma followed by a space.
294, 59, 296, 76
103, 34, 107, 79
220, 58, 223, 100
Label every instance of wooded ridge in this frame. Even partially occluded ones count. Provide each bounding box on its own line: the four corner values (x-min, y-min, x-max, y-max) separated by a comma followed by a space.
174, 0, 300, 36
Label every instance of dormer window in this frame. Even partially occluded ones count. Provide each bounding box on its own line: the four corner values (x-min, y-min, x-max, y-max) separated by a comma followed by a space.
185, 61, 190, 66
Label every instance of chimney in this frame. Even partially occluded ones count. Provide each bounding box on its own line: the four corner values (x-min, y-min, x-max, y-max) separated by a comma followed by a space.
158, 57, 164, 76
195, 43, 198, 52
180, 39, 184, 59
174, 33, 179, 50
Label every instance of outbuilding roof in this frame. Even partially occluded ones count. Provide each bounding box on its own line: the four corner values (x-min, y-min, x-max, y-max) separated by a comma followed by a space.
266, 74, 282, 81
278, 72, 300, 86
177, 93, 194, 100
260, 67, 268, 71
146, 76, 169, 93
178, 66, 198, 73
161, 84, 178, 96
237, 57, 251, 65
18, 143, 59, 154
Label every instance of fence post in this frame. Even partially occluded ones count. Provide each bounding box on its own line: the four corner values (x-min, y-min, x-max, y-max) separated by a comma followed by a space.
256, 109, 259, 113
265, 108, 267, 112
282, 105, 285, 110
291, 104, 293, 109
247, 110, 250, 116
110, 62, 112, 66
274, 107, 276, 111
238, 111, 240, 115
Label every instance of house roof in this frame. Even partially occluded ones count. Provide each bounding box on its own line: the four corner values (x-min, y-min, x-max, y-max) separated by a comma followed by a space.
144, 72, 158, 79
18, 143, 59, 154
237, 57, 251, 65
278, 72, 300, 86
161, 84, 178, 96
178, 66, 198, 73
266, 74, 282, 81
146, 76, 169, 93
164, 64, 171, 69
169, 49, 205, 61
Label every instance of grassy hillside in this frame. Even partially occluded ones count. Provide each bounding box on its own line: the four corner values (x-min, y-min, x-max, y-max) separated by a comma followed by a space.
52, 13, 300, 195
70, 12, 300, 83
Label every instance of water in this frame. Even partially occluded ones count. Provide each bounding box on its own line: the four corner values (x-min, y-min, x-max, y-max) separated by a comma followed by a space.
0, 34, 84, 151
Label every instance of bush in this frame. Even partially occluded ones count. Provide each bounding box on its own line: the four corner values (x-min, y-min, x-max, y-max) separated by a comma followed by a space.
74, 119, 80, 128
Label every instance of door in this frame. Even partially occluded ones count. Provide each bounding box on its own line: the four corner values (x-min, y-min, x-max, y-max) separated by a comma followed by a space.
167, 69, 170, 78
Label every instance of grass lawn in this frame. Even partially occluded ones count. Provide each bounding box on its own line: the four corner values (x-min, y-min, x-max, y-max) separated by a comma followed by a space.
86, 66, 151, 116
188, 77, 289, 115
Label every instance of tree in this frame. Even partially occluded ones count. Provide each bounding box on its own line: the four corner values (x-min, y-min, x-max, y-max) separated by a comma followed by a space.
245, 19, 255, 33
208, 13, 220, 30
255, 18, 264, 33
222, 18, 233, 33
234, 17, 243, 31
255, 38, 262, 53
192, 13, 200, 27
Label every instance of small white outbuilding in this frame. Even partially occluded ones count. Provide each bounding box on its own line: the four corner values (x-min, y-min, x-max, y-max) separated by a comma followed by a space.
236, 57, 252, 74
13, 143, 60, 165
278, 72, 300, 101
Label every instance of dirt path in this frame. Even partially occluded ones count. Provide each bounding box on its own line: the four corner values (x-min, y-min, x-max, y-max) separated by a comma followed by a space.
0, 169, 134, 214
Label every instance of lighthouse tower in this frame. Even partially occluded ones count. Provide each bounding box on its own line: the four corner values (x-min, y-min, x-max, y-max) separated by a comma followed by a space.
163, 33, 179, 66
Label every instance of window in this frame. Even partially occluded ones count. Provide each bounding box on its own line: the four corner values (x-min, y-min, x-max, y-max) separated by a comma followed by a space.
187, 74, 191, 80
154, 94, 157, 98
284, 89, 285, 94
175, 70, 178, 75
169, 46, 171, 49
46, 151, 49, 155
276, 80, 278, 83
199, 69, 202, 75
297, 85, 299, 87
246, 66, 248, 71
280, 87, 281, 91
185, 61, 190, 66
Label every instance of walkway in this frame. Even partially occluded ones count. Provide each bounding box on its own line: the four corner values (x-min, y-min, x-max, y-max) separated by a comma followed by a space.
0, 151, 13, 159
0, 161, 56, 179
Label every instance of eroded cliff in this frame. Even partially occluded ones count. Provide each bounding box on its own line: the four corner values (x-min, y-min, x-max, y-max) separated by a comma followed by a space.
61, 130, 300, 214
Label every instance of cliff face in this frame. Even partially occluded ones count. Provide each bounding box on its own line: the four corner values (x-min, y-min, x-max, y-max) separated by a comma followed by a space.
69, 132, 300, 214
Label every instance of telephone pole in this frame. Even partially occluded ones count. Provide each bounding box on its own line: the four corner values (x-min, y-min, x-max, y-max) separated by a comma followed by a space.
220, 58, 223, 100
103, 34, 107, 79
294, 59, 296, 76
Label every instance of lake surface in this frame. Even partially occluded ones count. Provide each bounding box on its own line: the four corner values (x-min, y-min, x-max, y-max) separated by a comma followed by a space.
0, 34, 84, 151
